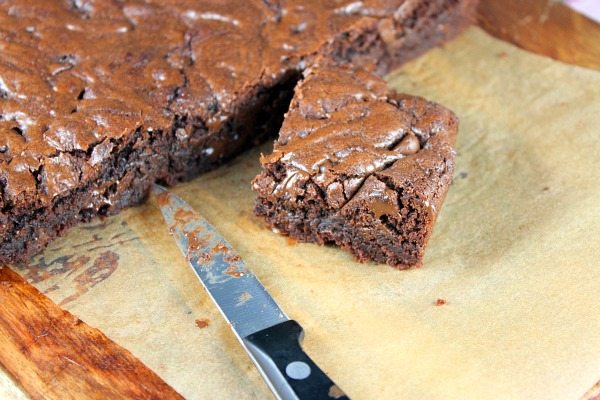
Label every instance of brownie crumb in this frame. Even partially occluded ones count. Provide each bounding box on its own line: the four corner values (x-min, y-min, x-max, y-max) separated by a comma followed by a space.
435, 298, 447, 306
195, 319, 210, 329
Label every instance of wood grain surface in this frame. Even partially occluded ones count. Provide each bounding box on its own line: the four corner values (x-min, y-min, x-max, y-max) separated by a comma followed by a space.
0, 267, 183, 400
478, 0, 600, 71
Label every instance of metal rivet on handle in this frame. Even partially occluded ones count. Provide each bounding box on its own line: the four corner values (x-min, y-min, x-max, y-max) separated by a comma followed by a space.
285, 361, 311, 380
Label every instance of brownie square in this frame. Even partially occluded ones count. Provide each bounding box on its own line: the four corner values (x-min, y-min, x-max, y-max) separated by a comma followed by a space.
253, 64, 457, 268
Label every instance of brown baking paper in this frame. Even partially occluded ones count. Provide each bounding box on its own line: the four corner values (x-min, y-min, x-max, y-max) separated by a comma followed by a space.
2, 27, 600, 399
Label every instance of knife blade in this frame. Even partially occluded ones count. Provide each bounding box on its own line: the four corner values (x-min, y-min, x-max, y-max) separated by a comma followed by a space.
152, 184, 349, 400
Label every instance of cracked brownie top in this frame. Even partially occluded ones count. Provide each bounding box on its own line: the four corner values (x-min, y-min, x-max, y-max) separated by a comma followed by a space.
0, 0, 433, 204
257, 62, 457, 212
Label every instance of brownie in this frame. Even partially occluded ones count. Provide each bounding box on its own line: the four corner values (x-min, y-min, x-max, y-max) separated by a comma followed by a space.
253, 63, 457, 268
0, 0, 476, 265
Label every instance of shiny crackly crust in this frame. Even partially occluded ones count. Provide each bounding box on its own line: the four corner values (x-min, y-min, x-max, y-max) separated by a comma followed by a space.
0, 0, 476, 264
253, 62, 457, 268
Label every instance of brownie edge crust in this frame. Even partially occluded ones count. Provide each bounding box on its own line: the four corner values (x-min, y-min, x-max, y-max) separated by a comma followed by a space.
253, 64, 458, 268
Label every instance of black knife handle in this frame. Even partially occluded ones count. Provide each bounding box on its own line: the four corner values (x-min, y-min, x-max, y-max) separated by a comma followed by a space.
243, 320, 350, 400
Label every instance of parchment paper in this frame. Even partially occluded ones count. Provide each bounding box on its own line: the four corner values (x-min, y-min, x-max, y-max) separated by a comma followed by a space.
2, 27, 600, 399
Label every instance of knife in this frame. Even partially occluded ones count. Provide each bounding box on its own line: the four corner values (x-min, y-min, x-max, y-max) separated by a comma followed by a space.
152, 184, 349, 400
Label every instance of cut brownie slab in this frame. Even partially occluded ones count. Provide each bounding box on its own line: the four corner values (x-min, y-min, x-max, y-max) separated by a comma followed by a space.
0, 0, 475, 265
253, 63, 457, 268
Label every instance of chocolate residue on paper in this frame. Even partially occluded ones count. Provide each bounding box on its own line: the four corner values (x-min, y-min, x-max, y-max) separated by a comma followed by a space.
22, 254, 91, 284
44, 283, 60, 294
59, 251, 120, 306
195, 319, 210, 329
73, 234, 102, 249
15, 218, 137, 305
86, 235, 139, 253
435, 298, 447, 306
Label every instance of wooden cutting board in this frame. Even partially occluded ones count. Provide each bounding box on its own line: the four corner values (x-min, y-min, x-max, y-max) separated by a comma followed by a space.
478, 0, 600, 71
0, 267, 183, 399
